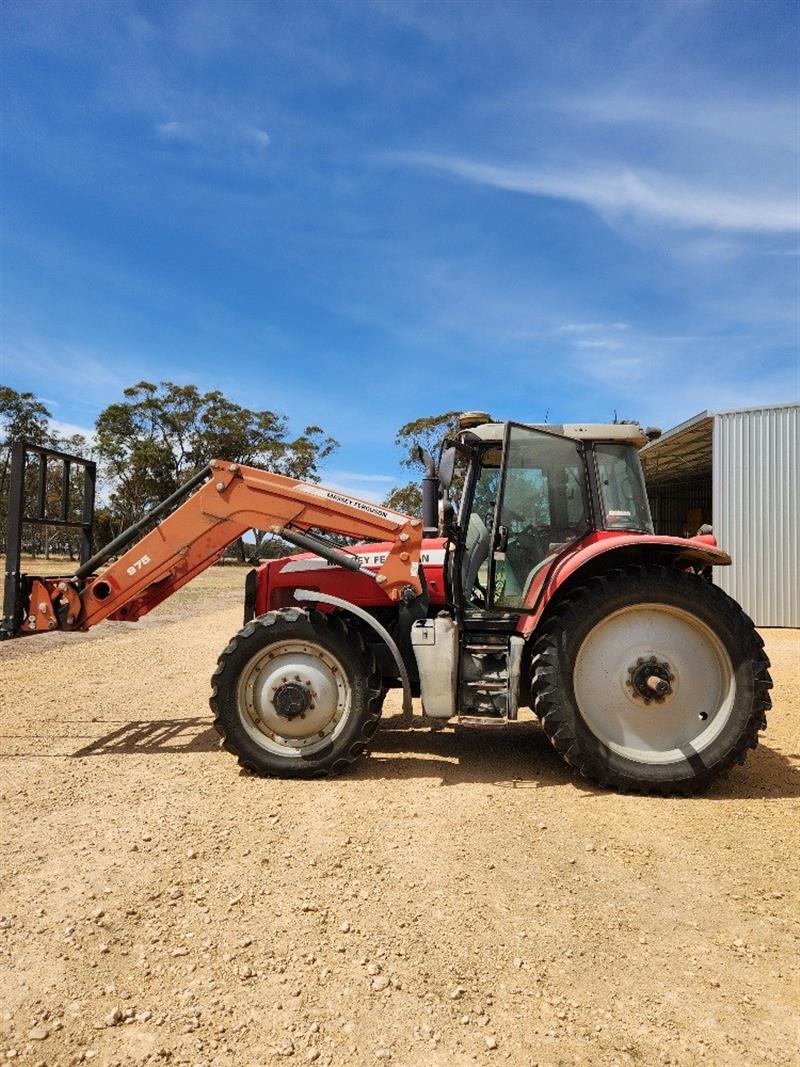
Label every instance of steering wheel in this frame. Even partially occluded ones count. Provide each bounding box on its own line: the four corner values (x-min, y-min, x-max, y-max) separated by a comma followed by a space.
499, 503, 548, 553
518, 522, 549, 557
502, 504, 528, 524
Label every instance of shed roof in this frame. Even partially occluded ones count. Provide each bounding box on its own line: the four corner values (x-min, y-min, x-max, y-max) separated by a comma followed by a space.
639, 402, 800, 489
640, 411, 714, 488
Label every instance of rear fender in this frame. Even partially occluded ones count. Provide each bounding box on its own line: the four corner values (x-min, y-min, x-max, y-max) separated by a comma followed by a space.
518, 534, 731, 637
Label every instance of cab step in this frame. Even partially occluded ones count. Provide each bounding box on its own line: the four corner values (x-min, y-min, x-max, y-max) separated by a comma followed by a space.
458, 633, 525, 721
457, 714, 509, 727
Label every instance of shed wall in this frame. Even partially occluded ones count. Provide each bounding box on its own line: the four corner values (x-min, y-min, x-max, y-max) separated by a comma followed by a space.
713, 405, 799, 627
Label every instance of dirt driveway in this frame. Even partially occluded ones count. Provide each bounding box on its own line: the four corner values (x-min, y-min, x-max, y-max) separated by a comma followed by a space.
1, 567, 798, 1067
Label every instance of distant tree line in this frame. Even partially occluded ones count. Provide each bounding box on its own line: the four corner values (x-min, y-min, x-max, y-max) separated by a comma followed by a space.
0, 382, 337, 563
1, 382, 466, 566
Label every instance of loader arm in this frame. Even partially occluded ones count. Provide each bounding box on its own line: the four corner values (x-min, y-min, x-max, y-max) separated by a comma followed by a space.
7, 459, 423, 638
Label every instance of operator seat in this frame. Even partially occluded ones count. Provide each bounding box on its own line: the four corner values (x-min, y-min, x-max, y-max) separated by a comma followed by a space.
462, 512, 490, 605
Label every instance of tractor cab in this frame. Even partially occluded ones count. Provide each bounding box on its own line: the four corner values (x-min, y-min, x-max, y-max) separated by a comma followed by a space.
440, 416, 652, 619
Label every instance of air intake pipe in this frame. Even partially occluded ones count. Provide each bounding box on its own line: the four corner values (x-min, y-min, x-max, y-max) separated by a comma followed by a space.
415, 446, 440, 538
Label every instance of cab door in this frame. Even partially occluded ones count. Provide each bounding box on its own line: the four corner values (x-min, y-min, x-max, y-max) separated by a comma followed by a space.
449, 436, 503, 616
487, 424, 590, 612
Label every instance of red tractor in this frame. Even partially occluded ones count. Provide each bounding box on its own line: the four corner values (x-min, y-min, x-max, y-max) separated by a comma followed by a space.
3, 415, 772, 794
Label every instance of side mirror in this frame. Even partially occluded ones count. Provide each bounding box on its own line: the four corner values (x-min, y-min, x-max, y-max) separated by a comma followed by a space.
438, 446, 456, 491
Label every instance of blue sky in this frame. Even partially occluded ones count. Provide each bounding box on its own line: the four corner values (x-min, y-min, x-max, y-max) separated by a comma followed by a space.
1, 0, 798, 499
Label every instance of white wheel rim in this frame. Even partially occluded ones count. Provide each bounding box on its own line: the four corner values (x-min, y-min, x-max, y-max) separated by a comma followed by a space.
236, 640, 352, 758
573, 603, 736, 764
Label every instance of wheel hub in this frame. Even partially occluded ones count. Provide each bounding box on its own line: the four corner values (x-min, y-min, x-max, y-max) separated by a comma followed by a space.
627, 656, 675, 704
271, 680, 313, 720
573, 602, 736, 765
237, 641, 351, 753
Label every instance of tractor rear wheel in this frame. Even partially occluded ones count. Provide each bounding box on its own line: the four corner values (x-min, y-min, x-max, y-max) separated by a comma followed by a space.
531, 565, 772, 795
210, 608, 383, 777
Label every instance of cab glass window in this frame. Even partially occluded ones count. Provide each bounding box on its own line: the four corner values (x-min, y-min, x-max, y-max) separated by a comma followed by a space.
594, 444, 653, 532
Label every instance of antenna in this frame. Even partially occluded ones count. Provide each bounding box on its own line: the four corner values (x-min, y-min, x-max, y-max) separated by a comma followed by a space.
544, 407, 550, 423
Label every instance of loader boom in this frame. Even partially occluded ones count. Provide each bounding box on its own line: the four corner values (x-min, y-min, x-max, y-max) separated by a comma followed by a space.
5, 458, 423, 638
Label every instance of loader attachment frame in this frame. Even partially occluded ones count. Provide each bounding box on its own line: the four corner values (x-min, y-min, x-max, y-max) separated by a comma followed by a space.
2, 440, 96, 637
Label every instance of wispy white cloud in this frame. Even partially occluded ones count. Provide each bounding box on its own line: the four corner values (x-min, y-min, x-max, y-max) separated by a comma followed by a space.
758, 247, 800, 257
323, 481, 385, 503
556, 322, 629, 334
581, 353, 647, 378
560, 92, 798, 154
585, 352, 799, 429
154, 120, 271, 152
320, 469, 400, 504
4, 336, 156, 420
388, 153, 799, 233
155, 120, 196, 142
49, 418, 96, 444
327, 470, 395, 483
245, 127, 271, 148
575, 339, 624, 350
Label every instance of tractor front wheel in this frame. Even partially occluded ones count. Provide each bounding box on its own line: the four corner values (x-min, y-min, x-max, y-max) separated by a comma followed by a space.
210, 608, 383, 777
531, 565, 772, 795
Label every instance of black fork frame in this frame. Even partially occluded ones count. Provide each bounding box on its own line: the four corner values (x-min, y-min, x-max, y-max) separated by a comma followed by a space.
2, 440, 96, 636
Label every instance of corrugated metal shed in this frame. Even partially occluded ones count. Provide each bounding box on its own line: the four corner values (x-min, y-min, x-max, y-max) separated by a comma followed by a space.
641, 402, 799, 627
713, 404, 799, 628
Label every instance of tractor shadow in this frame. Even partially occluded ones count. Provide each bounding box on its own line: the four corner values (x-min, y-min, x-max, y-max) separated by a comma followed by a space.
362, 715, 800, 799
55, 715, 800, 799
363, 718, 575, 790
68, 717, 220, 758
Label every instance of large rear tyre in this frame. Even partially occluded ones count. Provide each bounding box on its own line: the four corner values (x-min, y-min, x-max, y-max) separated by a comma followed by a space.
210, 608, 383, 777
531, 565, 773, 795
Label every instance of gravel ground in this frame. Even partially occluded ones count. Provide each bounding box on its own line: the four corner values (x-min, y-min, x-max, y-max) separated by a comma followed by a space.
1, 566, 798, 1067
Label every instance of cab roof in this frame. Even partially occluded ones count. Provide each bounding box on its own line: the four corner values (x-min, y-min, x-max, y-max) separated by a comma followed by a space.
463, 421, 648, 448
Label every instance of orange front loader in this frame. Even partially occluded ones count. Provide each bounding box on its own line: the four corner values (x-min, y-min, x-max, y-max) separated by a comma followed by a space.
2, 441, 423, 641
